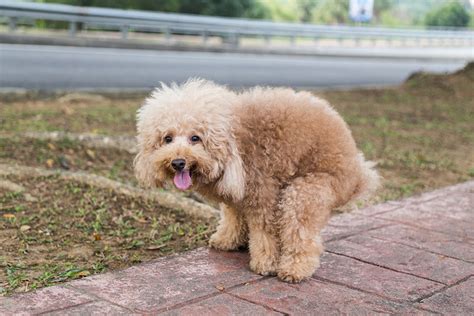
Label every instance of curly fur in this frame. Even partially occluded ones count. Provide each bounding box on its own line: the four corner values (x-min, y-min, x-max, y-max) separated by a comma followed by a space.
135, 78, 380, 283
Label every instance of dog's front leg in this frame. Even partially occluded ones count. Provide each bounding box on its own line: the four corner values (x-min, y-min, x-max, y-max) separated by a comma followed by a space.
246, 209, 279, 276
209, 204, 247, 251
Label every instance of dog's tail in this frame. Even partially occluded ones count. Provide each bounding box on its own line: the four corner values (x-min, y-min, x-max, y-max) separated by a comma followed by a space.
354, 152, 381, 203
339, 152, 381, 212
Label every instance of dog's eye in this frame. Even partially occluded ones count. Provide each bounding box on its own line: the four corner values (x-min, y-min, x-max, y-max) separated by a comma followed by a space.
190, 135, 201, 143
164, 135, 173, 144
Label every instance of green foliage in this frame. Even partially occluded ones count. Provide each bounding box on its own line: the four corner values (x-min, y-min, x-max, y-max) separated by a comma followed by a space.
39, 0, 180, 12
469, 10, 474, 28
312, 0, 349, 25
424, 1, 470, 27
259, 0, 299, 22
41, 0, 266, 18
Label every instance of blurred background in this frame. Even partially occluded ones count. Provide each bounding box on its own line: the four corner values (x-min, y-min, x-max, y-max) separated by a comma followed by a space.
29, 0, 474, 27
0, 0, 473, 88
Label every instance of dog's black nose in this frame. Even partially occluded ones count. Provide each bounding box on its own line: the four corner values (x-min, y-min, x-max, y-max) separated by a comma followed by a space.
171, 159, 186, 171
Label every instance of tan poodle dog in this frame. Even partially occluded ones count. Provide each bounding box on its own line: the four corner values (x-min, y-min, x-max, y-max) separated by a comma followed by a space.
134, 79, 379, 283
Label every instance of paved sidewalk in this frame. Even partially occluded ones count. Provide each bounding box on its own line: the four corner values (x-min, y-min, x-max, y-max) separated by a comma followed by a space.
1, 181, 473, 315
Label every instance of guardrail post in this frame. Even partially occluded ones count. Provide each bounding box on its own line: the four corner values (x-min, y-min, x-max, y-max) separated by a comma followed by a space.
229, 33, 239, 47
290, 35, 295, 46
314, 36, 319, 46
202, 30, 208, 45
69, 21, 77, 37
164, 28, 171, 43
121, 25, 129, 39
8, 17, 17, 32
264, 34, 271, 45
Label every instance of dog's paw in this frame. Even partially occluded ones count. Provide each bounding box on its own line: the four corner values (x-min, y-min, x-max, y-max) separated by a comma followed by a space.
277, 255, 318, 283
249, 257, 277, 276
277, 270, 307, 283
209, 232, 242, 251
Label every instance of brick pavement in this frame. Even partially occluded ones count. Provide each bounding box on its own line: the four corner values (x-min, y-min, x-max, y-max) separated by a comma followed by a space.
1, 181, 473, 315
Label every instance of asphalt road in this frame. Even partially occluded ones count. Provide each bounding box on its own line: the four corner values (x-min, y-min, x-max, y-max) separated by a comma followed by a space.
0, 44, 467, 90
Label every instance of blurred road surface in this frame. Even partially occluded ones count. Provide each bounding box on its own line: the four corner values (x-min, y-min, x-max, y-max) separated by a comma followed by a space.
0, 44, 466, 90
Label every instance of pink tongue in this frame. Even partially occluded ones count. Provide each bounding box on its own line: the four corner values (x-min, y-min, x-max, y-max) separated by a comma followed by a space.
173, 170, 192, 190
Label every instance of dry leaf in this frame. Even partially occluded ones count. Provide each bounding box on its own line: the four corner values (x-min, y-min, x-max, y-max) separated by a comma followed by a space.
62, 106, 74, 115
215, 284, 225, 291
93, 233, 102, 241
20, 225, 31, 232
3, 213, 15, 219
85, 149, 96, 160
45, 159, 54, 168
146, 244, 166, 251
76, 270, 91, 278
47, 143, 56, 150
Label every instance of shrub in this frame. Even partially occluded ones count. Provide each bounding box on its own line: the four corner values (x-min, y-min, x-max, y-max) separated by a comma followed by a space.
424, 1, 470, 28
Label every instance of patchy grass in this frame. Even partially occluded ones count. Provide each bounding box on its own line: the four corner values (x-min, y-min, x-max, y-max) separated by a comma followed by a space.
0, 137, 135, 184
0, 93, 140, 135
1, 63, 473, 295
318, 64, 474, 201
0, 175, 215, 295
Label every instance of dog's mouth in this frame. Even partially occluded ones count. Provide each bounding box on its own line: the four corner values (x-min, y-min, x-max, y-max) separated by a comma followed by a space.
173, 166, 197, 190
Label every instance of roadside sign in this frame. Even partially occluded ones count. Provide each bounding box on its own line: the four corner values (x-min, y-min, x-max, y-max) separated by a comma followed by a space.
350, 0, 374, 22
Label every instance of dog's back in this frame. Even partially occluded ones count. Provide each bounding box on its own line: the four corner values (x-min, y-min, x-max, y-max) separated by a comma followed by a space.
233, 86, 380, 209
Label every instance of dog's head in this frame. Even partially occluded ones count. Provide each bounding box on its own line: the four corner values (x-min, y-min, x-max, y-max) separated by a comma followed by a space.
134, 79, 245, 202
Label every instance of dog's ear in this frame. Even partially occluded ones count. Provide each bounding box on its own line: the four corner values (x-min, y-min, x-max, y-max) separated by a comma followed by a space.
133, 150, 164, 188
217, 139, 245, 202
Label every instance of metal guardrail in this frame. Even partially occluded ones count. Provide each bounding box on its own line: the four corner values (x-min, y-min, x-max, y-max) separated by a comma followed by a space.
1, 0, 473, 47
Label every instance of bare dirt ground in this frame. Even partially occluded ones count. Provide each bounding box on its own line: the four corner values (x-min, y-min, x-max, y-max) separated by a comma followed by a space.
0, 63, 472, 295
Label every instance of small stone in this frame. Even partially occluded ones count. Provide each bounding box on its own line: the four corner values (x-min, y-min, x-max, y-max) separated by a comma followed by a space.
58, 156, 70, 170
24, 194, 38, 202
215, 284, 225, 291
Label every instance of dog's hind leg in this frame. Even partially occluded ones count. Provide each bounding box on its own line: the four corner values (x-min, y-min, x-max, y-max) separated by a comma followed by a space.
209, 204, 247, 251
277, 173, 337, 283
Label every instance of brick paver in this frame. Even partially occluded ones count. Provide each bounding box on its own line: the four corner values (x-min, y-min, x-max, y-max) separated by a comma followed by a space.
160, 293, 282, 315
326, 232, 473, 284
68, 249, 261, 313
417, 277, 474, 315
365, 224, 474, 262
229, 278, 424, 315
1, 181, 473, 315
313, 252, 443, 301
0, 286, 93, 315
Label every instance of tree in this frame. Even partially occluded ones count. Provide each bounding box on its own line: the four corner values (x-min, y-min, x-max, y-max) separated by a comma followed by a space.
297, 0, 319, 23
424, 1, 470, 28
